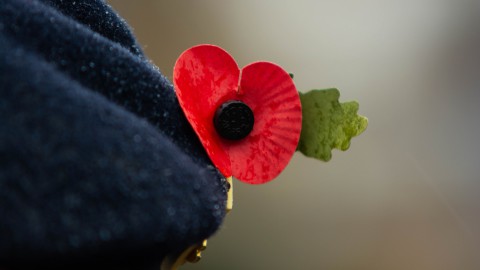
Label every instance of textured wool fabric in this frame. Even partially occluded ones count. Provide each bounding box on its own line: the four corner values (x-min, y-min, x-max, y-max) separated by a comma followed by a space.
0, 0, 227, 269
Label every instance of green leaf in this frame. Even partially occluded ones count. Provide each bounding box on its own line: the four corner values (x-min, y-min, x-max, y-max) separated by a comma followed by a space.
297, 88, 368, 161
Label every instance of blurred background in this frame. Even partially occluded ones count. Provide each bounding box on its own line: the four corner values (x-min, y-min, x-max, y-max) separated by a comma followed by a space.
108, 1, 480, 269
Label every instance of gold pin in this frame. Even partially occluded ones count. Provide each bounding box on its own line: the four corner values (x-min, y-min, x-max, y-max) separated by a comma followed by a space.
226, 176, 233, 213
161, 176, 233, 270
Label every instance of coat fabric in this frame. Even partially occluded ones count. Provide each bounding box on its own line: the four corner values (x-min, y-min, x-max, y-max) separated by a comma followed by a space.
0, 0, 227, 269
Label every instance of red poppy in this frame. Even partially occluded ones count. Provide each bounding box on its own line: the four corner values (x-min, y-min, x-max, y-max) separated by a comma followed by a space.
173, 44, 302, 184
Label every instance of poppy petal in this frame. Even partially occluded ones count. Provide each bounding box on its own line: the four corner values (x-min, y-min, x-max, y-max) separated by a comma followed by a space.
173, 45, 240, 177
227, 62, 302, 184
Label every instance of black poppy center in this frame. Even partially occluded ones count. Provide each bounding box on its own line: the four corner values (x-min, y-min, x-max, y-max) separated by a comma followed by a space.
214, 100, 254, 140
